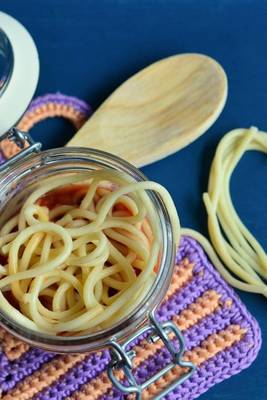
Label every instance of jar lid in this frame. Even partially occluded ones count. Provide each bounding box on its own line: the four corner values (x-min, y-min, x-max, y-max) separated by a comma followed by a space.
0, 12, 39, 135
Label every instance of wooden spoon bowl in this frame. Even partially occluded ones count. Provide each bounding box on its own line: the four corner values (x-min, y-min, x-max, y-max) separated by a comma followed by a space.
67, 54, 227, 167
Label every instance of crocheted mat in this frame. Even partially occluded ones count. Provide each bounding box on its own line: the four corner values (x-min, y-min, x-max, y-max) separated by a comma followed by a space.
0, 236, 261, 400
0, 94, 262, 399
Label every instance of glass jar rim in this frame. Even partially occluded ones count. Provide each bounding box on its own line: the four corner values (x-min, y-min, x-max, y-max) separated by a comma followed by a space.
0, 147, 176, 352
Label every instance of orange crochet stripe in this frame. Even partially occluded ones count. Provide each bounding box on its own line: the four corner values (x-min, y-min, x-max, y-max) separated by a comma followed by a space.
163, 258, 194, 302
2, 354, 87, 400
17, 103, 88, 132
0, 139, 23, 159
67, 289, 221, 400
0, 328, 29, 361
173, 289, 221, 331
139, 325, 245, 399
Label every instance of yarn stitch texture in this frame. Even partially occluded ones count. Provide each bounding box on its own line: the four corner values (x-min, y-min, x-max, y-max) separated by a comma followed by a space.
0, 93, 92, 160
0, 236, 261, 399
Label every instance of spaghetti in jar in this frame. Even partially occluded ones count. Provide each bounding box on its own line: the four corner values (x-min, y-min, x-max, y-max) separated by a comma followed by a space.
0, 147, 178, 352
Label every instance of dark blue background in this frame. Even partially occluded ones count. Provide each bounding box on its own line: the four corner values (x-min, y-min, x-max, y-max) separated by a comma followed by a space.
1, 1, 267, 398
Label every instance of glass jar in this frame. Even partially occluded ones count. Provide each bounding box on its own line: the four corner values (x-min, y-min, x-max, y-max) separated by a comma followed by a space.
0, 129, 195, 398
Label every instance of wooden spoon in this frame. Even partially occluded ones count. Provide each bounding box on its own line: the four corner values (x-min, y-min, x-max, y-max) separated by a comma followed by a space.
67, 53, 227, 167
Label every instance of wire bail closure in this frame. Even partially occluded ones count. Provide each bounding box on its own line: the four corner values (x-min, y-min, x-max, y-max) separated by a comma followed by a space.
107, 311, 195, 399
0, 128, 42, 172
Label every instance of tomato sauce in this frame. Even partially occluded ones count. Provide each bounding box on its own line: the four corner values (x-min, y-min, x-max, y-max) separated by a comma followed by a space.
38, 184, 89, 209
0, 255, 7, 266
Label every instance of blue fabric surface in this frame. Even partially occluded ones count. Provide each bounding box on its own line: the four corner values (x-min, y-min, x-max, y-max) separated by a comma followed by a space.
1, 1, 266, 398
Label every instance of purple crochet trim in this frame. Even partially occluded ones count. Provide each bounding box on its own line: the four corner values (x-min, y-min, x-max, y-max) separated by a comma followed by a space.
27, 93, 92, 116
0, 236, 261, 400
0, 151, 6, 165
0, 348, 55, 391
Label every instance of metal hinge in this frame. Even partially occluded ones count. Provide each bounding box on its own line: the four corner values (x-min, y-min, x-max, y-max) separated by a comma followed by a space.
0, 128, 42, 172
107, 311, 195, 399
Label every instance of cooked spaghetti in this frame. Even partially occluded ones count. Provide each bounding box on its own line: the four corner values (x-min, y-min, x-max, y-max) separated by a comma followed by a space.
0, 170, 180, 334
203, 127, 267, 296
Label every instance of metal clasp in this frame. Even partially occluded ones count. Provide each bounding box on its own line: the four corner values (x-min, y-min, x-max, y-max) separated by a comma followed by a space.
0, 127, 42, 172
107, 311, 195, 399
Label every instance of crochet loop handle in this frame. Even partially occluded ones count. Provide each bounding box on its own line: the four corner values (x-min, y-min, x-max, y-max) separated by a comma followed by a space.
107, 310, 195, 399
0, 93, 91, 163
